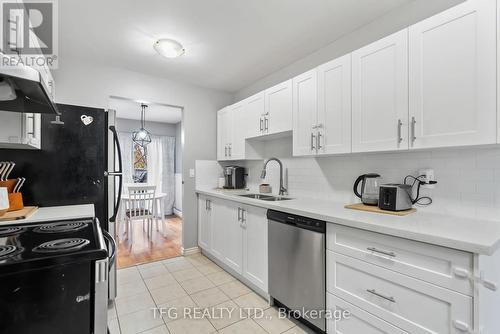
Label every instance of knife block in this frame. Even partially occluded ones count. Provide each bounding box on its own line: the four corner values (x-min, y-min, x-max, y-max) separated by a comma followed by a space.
0, 179, 17, 193
7, 192, 24, 212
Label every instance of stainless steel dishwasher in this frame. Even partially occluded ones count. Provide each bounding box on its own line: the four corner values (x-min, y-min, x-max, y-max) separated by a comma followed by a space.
268, 210, 326, 333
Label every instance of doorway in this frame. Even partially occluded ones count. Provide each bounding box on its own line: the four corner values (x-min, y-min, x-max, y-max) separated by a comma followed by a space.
109, 96, 184, 268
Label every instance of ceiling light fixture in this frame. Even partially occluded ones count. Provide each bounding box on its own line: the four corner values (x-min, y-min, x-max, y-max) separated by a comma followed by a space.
153, 39, 185, 58
132, 104, 152, 146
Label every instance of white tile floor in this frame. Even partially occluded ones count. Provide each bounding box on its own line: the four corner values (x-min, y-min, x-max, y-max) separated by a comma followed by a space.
109, 253, 315, 334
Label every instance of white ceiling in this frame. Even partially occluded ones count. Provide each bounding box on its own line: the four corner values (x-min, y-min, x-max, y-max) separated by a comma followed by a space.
59, 0, 412, 92
109, 97, 182, 123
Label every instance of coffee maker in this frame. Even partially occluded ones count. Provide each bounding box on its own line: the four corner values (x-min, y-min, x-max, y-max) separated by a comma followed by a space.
223, 166, 246, 189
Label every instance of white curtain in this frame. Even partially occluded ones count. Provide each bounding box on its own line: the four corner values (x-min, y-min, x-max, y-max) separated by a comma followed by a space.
148, 135, 176, 215
118, 132, 134, 184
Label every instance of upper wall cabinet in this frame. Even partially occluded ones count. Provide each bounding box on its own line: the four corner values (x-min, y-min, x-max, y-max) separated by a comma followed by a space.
245, 92, 266, 139
264, 80, 292, 135
409, 0, 497, 149
292, 69, 318, 156
217, 107, 233, 160
317, 54, 352, 155
352, 29, 409, 153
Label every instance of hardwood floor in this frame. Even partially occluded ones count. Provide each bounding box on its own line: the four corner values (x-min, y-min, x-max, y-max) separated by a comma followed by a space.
116, 215, 182, 269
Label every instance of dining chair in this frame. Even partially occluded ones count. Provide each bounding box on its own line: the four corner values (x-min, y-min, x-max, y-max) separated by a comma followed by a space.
124, 185, 156, 244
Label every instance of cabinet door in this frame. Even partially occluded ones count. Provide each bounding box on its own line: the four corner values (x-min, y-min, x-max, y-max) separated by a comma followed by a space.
409, 0, 496, 149
352, 30, 409, 153
317, 55, 352, 155
198, 196, 212, 250
246, 92, 265, 138
223, 204, 243, 274
265, 80, 292, 135
242, 205, 268, 292
292, 69, 318, 156
230, 102, 246, 160
217, 108, 227, 161
211, 199, 230, 260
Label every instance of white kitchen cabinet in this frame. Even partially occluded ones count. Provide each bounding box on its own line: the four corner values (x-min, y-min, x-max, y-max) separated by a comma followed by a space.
217, 107, 231, 160
223, 203, 244, 274
328, 251, 473, 334
352, 29, 409, 153
210, 198, 229, 260
317, 55, 352, 155
409, 0, 496, 149
327, 293, 409, 334
0, 111, 41, 149
198, 195, 213, 250
264, 80, 292, 135
242, 205, 268, 292
245, 92, 266, 138
230, 102, 246, 160
292, 69, 318, 156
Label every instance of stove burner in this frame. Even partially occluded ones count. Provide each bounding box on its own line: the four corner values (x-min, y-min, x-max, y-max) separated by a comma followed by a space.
0, 245, 23, 260
0, 227, 24, 237
32, 238, 90, 253
33, 222, 88, 234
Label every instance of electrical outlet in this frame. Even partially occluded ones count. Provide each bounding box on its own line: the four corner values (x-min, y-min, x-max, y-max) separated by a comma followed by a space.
189, 169, 195, 178
419, 168, 436, 189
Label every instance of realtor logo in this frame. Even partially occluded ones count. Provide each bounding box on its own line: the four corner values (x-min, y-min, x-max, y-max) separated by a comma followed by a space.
0, 0, 58, 68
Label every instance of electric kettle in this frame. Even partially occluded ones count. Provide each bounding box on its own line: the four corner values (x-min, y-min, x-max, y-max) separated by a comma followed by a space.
353, 173, 382, 206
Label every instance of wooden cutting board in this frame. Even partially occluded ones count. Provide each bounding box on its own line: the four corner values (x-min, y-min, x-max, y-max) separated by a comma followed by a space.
345, 203, 416, 216
0, 206, 38, 222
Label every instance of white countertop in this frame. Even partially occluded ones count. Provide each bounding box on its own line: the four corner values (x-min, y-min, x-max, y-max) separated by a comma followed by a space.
196, 188, 500, 255
0, 204, 95, 225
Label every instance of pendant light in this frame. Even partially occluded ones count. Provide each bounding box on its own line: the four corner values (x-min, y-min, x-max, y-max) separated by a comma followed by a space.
132, 104, 152, 146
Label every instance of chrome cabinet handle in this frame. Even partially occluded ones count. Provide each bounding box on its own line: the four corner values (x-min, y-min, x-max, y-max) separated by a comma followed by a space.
228, 144, 232, 157
237, 207, 242, 221
310, 132, 316, 151
264, 117, 269, 132
367, 247, 396, 257
205, 199, 208, 210
317, 132, 322, 150
366, 289, 396, 303
224, 145, 228, 157
207, 200, 211, 210
397, 119, 403, 143
260, 118, 263, 131
411, 116, 416, 145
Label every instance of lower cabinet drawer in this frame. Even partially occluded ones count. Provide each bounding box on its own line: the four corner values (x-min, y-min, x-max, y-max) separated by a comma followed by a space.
327, 293, 409, 334
327, 251, 473, 334
326, 224, 473, 296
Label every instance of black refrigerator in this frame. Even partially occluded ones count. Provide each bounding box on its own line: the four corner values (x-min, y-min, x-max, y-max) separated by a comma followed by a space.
0, 103, 123, 299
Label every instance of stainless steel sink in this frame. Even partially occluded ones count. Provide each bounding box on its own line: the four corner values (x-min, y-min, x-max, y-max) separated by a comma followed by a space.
260, 196, 293, 201
238, 194, 293, 201
238, 194, 273, 200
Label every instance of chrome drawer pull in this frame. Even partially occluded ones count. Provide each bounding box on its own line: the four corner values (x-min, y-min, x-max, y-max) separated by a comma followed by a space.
367, 247, 396, 257
366, 289, 396, 303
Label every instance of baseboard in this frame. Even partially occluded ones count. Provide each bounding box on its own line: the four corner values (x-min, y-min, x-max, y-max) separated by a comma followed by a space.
182, 246, 200, 256
173, 208, 182, 218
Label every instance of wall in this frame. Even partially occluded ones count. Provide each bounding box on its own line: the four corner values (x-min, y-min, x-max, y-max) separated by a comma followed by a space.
115, 117, 178, 137
240, 138, 500, 221
234, 0, 464, 101
53, 59, 232, 250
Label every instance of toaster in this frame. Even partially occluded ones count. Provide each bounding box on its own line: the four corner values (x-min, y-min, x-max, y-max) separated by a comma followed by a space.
378, 184, 413, 211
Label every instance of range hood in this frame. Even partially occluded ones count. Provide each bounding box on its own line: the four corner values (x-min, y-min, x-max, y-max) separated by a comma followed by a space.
0, 64, 60, 115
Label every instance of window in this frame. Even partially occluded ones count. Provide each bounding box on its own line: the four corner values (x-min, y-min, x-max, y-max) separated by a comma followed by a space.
133, 143, 148, 183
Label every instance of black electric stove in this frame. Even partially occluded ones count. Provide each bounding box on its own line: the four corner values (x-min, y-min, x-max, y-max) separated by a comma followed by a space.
0, 218, 112, 334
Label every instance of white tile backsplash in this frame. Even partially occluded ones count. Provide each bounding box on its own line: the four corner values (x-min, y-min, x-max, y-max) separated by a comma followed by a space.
195, 160, 223, 190
239, 138, 500, 221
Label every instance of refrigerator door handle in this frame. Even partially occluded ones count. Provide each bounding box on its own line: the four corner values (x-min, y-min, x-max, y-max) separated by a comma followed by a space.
102, 229, 117, 270
108, 126, 123, 223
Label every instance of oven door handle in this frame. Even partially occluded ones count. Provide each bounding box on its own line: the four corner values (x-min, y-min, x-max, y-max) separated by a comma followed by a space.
102, 230, 116, 270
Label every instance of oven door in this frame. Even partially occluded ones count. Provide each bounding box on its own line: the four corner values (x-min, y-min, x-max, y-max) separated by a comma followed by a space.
0, 262, 94, 334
